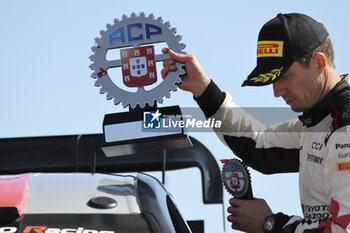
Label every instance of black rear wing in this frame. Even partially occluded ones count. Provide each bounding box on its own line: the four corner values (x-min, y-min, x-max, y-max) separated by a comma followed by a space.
0, 134, 222, 204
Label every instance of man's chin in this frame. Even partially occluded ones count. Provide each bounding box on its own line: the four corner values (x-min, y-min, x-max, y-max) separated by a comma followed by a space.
290, 105, 308, 113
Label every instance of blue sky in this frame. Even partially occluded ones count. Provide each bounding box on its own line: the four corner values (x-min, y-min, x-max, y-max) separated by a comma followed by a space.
1, 1, 350, 232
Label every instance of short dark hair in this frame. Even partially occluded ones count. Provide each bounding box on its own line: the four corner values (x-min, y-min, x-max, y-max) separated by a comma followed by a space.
296, 36, 335, 68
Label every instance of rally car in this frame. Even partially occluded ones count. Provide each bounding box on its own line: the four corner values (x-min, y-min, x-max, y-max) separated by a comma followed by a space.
0, 134, 223, 233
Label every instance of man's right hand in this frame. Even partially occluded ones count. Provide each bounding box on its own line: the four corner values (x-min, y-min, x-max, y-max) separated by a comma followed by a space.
161, 48, 211, 98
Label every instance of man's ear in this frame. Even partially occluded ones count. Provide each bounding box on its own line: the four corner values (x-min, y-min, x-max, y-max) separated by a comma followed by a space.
313, 52, 327, 74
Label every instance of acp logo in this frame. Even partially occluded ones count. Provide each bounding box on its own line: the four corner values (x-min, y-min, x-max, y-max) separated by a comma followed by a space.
109, 23, 162, 44
143, 110, 162, 129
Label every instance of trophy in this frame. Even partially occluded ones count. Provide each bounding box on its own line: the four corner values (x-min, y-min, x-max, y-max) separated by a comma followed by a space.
221, 159, 253, 200
89, 12, 191, 157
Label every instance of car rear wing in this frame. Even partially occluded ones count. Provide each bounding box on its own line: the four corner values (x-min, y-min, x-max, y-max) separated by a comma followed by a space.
0, 134, 222, 204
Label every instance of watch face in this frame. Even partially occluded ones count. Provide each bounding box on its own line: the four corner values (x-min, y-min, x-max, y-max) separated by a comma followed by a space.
263, 216, 275, 232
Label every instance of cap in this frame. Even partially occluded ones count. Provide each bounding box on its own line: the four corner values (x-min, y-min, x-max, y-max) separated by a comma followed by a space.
242, 13, 329, 87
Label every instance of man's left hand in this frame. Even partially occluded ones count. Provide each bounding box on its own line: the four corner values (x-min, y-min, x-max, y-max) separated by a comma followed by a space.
227, 198, 273, 233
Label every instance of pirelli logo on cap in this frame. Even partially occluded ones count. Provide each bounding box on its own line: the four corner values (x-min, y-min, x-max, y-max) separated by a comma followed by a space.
337, 161, 350, 171
257, 41, 283, 58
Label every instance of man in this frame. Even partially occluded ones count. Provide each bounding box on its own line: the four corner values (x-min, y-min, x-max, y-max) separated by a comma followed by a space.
161, 13, 350, 232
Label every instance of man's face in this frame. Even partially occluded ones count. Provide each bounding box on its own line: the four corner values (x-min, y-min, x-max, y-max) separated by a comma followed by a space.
272, 59, 323, 112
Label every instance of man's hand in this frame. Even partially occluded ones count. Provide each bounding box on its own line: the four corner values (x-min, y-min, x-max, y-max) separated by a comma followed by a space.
161, 48, 211, 98
227, 198, 273, 233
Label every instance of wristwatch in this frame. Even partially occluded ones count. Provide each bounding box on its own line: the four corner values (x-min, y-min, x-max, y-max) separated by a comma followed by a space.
263, 215, 275, 233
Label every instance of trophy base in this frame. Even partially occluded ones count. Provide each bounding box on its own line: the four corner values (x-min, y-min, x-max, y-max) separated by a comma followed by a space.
101, 105, 192, 157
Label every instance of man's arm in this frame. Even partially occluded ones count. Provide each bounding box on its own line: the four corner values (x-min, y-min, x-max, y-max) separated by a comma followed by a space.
161, 48, 210, 97
162, 49, 302, 174
196, 81, 302, 174
226, 127, 350, 233
227, 198, 349, 233
319, 128, 350, 232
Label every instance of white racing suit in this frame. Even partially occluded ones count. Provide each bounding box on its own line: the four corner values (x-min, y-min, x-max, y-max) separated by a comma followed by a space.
194, 75, 350, 232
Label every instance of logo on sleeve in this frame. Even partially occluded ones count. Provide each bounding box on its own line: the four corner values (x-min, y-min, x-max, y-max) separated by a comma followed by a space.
335, 143, 350, 150
311, 142, 323, 151
307, 153, 323, 165
338, 153, 350, 159
336, 161, 350, 171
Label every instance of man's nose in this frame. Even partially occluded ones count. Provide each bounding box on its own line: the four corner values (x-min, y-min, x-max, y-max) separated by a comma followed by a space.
273, 80, 286, 97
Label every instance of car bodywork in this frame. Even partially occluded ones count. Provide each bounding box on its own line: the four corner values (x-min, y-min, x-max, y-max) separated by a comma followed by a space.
0, 135, 223, 233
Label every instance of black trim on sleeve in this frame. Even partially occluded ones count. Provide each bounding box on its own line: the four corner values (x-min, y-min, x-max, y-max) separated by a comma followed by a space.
223, 136, 300, 174
193, 80, 226, 118
272, 213, 294, 233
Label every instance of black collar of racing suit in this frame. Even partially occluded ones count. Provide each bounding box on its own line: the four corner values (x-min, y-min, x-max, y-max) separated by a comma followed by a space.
298, 74, 350, 127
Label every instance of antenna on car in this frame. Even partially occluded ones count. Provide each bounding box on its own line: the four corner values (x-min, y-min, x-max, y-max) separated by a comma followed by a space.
90, 152, 96, 175
76, 134, 83, 172
162, 150, 167, 184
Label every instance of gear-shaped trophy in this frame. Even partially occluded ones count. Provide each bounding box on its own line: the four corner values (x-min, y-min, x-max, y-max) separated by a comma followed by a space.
89, 12, 186, 109
90, 12, 192, 157
221, 159, 253, 200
